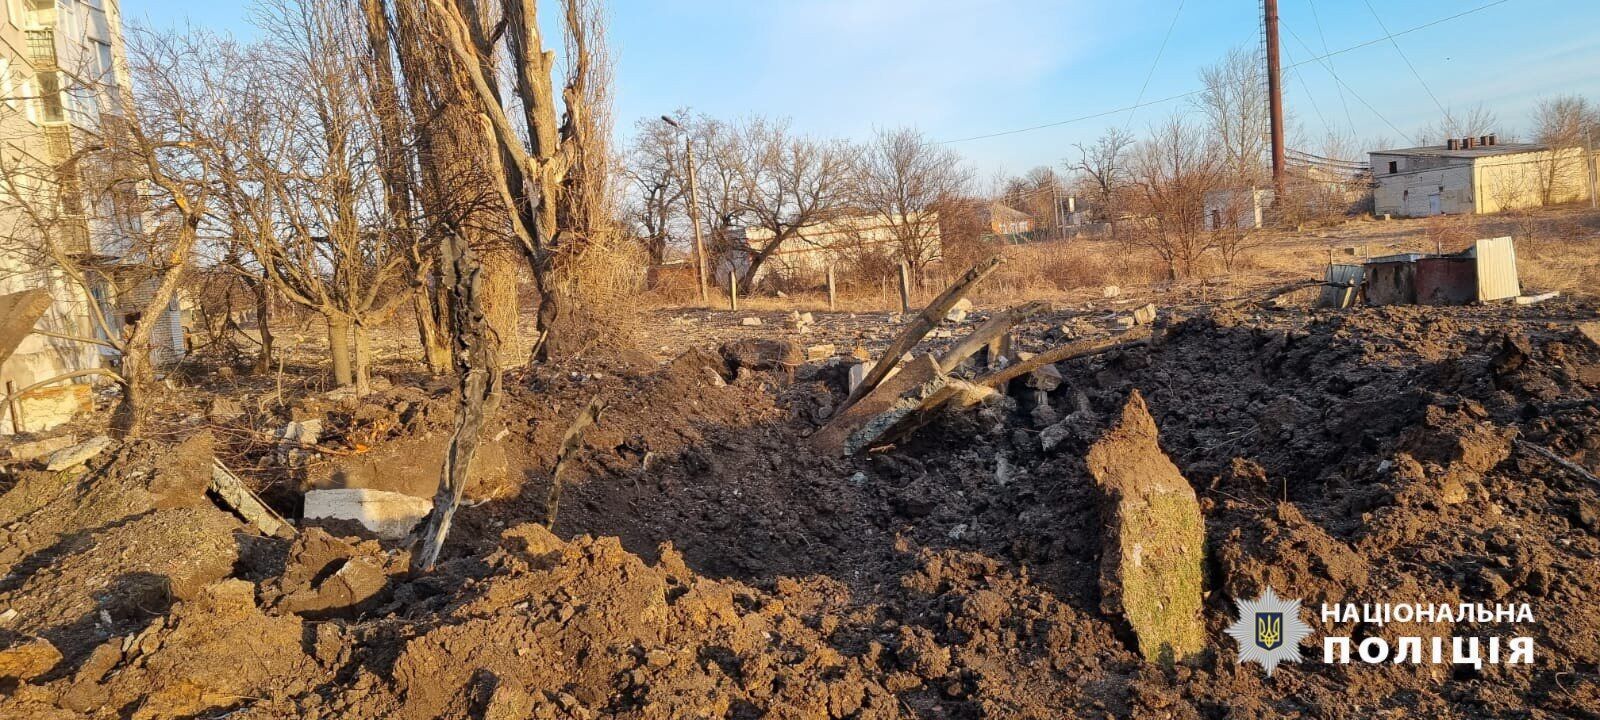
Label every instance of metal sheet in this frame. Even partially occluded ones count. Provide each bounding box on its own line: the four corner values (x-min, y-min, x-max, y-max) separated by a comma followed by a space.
1365, 261, 1416, 306
1473, 236, 1521, 301
1415, 257, 1477, 305
1318, 264, 1365, 308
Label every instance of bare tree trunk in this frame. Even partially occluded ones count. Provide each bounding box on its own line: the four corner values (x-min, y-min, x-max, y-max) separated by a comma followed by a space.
353, 319, 373, 394
483, 248, 521, 367
110, 344, 154, 438
328, 313, 353, 387
414, 286, 448, 373
251, 276, 274, 374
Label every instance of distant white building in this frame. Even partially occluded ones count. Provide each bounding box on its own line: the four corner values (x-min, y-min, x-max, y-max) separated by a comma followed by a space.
720, 213, 941, 286
1370, 135, 1593, 217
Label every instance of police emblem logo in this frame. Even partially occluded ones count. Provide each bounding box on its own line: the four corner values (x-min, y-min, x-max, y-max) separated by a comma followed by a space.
1225, 587, 1312, 676
1255, 612, 1283, 650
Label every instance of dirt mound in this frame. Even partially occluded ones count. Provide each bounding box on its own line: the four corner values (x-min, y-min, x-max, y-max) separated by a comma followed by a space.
4, 298, 1600, 717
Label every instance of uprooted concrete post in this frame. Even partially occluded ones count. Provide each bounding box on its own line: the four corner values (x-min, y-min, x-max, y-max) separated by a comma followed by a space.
812, 355, 949, 456
840, 255, 1004, 412
1085, 390, 1205, 665
976, 326, 1152, 390
937, 301, 1048, 374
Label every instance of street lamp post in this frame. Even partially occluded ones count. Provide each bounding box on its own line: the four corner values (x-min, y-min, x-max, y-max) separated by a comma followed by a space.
662, 115, 710, 304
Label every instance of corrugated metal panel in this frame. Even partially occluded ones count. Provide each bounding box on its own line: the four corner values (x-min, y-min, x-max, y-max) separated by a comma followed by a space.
1473, 236, 1520, 301
1318, 264, 1365, 308
1369, 253, 1427, 264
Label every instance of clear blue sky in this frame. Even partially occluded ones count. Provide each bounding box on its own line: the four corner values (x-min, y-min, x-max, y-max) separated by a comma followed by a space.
127, 0, 1600, 180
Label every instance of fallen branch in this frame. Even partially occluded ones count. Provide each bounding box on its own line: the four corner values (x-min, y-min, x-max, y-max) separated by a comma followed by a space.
545, 395, 604, 529
975, 326, 1153, 389
841, 255, 1004, 412
937, 301, 1048, 374
1515, 439, 1600, 487
209, 458, 294, 538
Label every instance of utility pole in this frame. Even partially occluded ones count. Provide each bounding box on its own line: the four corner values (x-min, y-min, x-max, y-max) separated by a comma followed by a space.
1588, 128, 1598, 210
1265, 0, 1286, 195
662, 116, 709, 304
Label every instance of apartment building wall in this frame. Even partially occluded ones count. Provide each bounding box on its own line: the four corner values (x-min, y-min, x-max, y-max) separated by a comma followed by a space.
0, 0, 149, 434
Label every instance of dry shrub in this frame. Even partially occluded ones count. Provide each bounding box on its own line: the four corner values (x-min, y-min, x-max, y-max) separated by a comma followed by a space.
1517, 218, 1600, 292
1423, 214, 1480, 254
546, 229, 650, 359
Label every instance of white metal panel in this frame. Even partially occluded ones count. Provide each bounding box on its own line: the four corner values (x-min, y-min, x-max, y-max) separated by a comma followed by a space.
1473, 236, 1520, 301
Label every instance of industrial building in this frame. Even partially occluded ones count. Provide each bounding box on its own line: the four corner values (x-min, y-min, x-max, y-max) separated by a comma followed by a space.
1370, 135, 1594, 217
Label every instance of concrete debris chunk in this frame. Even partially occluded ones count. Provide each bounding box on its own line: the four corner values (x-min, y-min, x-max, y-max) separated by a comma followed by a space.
45, 435, 113, 471
1514, 291, 1559, 305
813, 355, 947, 455
302, 488, 433, 540
1026, 363, 1063, 392
7, 434, 76, 462
946, 298, 974, 323
740, 316, 763, 326
1131, 303, 1158, 326
1085, 390, 1205, 664
847, 361, 874, 394
805, 344, 837, 362
1102, 285, 1121, 298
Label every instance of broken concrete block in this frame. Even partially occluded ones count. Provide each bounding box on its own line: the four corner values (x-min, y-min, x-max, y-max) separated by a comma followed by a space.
1514, 291, 1559, 305
786, 311, 811, 333
1026, 363, 1063, 392
1115, 316, 1135, 328
1575, 321, 1600, 349
302, 488, 432, 539
0, 289, 52, 368
45, 435, 113, 471
805, 344, 837, 362
813, 355, 947, 455
4, 383, 91, 434
1085, 390, 1205, 664
1131, 303, 1158, 326
0, 635, 61, 681
740, 316, 763, 326
6, 434, 76, 462
279, 418, 323, 447
946, 298, 973, 323
847, 361, 874, 394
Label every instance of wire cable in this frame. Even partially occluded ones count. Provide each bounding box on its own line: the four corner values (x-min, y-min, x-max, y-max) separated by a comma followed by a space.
1123, 0, 1187, 130
1307, 0, 1357, 134
1361, 0, 1453, 132
942, 0, 1511, 144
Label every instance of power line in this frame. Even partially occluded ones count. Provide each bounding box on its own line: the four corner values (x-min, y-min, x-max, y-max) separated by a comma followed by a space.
1280, 22, 1414, 144
1361, 0, 1453, 132
942, 0, 1513, 145
1306, 0, 1356, 135
1123, 0, 1187, 131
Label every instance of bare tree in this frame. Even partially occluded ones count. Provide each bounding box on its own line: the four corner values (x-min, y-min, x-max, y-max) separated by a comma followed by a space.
622, 115, 686, 264
1194, 46, 1268, 188
1532, 95, 1600, 204
855, 126, 969, 279
211, 0, 420, 393
1417, 103, 1499, 145
731, 117, 855, 291
1071, 126, 1135, 232
1126, 116, 1222, 281
1001, 166, 1064, 239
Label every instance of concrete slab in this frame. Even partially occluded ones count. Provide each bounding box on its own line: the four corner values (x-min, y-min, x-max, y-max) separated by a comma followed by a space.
302, 488, 432, 539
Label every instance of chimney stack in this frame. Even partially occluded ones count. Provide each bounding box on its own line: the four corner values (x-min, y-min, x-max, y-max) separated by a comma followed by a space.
1488, 133, 1497, 146
1448, 138, 1460, 150
1464, 137, 1476, 149
1479, 135, 1489, 147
